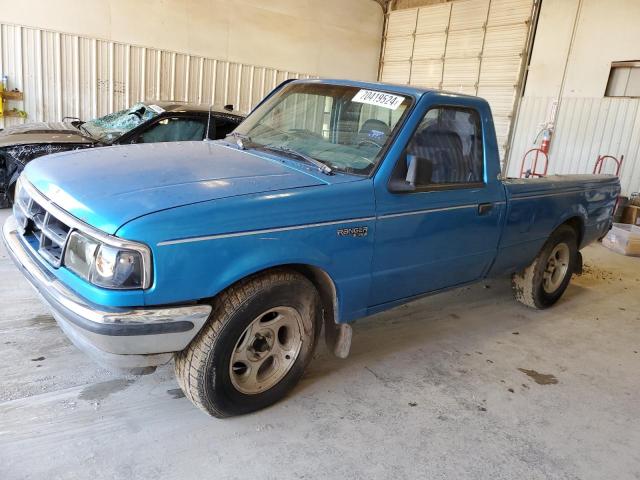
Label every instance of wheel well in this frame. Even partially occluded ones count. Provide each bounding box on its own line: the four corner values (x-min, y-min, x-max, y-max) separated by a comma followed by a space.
219, 264, 340, 326
286, 264, 339, 325
212, 264, 347, 357
562, 216, 584, 246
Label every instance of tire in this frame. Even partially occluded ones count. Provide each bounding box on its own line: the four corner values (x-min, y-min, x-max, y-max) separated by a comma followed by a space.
175, 269, 320, 417
512, 225, 578, 309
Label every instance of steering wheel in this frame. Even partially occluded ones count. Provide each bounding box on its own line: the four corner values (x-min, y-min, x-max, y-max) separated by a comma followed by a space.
357, 139, 383, 149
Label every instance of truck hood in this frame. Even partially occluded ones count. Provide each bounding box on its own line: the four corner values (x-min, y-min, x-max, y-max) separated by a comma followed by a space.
23, 141, 326, 234
0, 121, 95, 147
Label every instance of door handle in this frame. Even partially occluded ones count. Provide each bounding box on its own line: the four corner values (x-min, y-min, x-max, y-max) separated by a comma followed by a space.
478, 203, 493, 215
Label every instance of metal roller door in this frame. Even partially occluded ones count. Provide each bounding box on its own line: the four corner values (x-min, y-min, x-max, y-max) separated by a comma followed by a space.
380, 0, 536, 162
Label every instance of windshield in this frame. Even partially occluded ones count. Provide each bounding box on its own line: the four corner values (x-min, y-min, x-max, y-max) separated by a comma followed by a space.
233, 83, 412, 175
80, 103, 161, 142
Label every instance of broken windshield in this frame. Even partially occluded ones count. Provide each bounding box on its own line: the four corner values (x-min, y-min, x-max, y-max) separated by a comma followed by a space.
80, 103, 161, 143
232, 83, 413, 176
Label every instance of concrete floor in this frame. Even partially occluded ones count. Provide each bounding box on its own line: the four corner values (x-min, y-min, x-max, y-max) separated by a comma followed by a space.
1, 206, 639, 480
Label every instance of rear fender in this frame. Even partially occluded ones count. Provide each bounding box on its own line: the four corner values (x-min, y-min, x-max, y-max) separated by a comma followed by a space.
556, 204, 587, 228
555, 206, 587, 242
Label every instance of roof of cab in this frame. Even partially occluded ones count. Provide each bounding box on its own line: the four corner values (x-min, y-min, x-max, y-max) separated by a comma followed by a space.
290, 78, 482, 101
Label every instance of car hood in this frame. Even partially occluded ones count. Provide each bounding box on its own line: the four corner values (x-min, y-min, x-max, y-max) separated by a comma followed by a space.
23, 141, 327, 234
0, 121, 94, 147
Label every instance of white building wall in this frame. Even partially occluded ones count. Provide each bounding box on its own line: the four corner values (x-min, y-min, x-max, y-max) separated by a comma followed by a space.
507, 0, 640, 195
0, 0, 383, 81
0, 22, 316, 128
0, 1, 383, 127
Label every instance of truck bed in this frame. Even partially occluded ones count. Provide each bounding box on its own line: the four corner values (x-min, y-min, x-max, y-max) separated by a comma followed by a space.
489, 174, 620, 276
503, 173, 620, 197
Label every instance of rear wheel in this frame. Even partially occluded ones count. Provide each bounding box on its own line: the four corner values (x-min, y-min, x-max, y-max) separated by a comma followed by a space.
512, 225, 578, 309
175, 270, 320, 417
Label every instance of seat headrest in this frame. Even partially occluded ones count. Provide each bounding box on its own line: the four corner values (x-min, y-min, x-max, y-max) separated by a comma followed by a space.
413, 128, 463, 151
358, 119, 391, 144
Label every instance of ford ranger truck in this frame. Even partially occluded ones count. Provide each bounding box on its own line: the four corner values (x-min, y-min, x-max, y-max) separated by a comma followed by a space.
3, 79, 620, 417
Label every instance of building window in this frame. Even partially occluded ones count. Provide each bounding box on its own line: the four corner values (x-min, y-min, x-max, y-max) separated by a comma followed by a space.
605, 61, 640, 97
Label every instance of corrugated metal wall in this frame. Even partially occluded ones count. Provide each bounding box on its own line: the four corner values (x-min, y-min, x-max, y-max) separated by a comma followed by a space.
0, 22, 315, 128
507, 97, 640, 195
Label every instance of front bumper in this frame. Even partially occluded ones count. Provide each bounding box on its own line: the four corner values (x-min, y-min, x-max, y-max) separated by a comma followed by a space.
2, 215, 211, 372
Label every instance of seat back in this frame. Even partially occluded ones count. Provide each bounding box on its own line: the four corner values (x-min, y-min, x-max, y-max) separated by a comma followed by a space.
408, 127, 466, 183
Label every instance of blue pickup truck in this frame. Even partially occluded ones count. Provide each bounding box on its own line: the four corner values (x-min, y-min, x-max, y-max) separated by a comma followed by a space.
3, 79, 619, 417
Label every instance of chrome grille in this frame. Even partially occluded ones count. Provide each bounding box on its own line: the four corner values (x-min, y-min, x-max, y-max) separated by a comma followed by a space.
13, 186, 71, 267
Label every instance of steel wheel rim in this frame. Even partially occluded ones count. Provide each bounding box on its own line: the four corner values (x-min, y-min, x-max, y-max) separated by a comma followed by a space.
229, 306, 304, 395
543, 243, 570, 293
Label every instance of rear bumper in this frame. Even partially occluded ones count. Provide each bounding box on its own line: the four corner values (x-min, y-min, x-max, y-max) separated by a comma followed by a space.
2, 215, 211, 372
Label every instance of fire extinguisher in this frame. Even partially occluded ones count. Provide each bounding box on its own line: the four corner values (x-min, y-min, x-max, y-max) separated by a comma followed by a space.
532, 125, 553, 155
540, 128, 552, 154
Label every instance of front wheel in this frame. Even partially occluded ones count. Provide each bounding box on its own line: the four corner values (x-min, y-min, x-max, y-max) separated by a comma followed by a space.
512, 225, 578, 309
175, 270, 320, 417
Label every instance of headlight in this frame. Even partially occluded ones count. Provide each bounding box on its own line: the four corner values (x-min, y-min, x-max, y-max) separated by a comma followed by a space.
13, 176, 32, 213
65, 231, 100, 279
64, 231, 150, 289
12, 177, 29, 231
92, 244, 144, 288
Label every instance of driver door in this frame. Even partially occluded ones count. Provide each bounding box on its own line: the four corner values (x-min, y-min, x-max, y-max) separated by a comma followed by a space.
370, 104, 504, 306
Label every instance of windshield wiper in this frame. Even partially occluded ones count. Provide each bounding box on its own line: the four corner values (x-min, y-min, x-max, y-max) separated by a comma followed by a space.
260, 145, 333, 175
77, 123, 93, 139
225, 132, 253, 149
225, 133, 333, 175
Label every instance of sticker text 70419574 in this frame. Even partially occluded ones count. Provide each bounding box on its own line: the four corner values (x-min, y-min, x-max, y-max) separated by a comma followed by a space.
352, 90, 405, 110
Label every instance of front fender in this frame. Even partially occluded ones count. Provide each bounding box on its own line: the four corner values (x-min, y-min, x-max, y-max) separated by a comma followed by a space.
187, 235, 335, 303
145, 225, 374, 323
117, 178, 376, 320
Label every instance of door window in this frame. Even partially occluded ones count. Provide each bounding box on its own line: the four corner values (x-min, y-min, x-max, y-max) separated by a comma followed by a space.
405, 107, 484, 187
135, 117, 206, 143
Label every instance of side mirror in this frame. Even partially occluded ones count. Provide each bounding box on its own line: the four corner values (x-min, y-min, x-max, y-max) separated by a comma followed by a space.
406, 154, 418, 186
407, 154, 432, 187
388, 153, 433, 193
388, 179, 415, 192
388, 154, 420, 193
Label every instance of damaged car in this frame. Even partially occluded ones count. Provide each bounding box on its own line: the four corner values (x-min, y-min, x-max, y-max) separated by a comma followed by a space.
0, 102, 244, 206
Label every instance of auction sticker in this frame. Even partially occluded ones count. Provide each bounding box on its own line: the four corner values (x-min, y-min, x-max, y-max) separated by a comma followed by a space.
148, 104, 166, 114
352, 89, 404, 110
